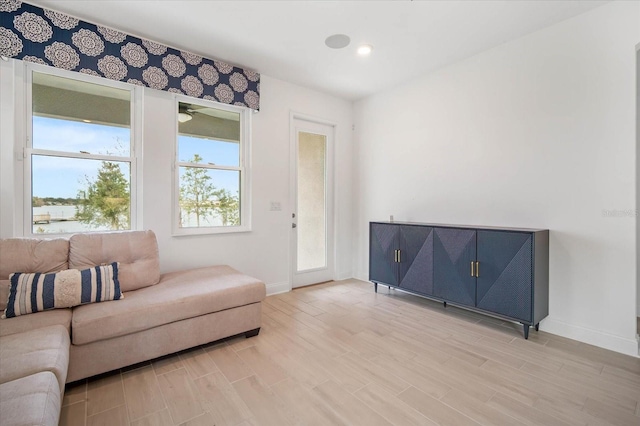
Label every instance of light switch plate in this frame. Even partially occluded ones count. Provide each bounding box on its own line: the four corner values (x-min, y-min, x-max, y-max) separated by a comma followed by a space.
270, 202, 282, 211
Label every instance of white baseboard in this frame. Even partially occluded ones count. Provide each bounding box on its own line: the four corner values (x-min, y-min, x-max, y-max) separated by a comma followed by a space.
542, 317, 639, 358
266, 281, 290, 296
335, 270, 353, 281
354, 270, 368, 282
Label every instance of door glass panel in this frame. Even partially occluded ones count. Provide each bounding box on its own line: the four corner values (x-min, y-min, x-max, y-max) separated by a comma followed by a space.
297, 131, 326, 271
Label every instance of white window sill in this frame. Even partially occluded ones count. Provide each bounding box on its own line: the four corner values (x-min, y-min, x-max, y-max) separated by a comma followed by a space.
172, 225, 252, 237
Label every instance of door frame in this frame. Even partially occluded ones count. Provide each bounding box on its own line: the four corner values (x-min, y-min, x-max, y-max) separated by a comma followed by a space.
289, 111, 336, 289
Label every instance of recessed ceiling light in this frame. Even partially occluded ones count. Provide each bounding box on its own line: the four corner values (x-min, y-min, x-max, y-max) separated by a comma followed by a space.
357, 44, 373, 56
325, 34, 350, 49
82, 119, 91, 123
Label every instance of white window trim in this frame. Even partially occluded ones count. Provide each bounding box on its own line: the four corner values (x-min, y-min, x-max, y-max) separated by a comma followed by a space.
20, 62, 143, 237
172, 94, 252, 236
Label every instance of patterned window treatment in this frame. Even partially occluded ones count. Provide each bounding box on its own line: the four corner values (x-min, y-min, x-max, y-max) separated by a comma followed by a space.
0, 1, 260, 110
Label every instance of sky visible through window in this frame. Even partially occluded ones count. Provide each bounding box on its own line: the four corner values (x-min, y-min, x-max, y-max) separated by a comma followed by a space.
32, 116, 239, 199
178, 134, 241, 202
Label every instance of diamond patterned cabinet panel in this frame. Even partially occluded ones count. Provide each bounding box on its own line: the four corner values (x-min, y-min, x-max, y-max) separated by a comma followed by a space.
398, 225, 434, 295
369, 223, 399, 286
476, 231, 533, 322
433, 228, 476, 307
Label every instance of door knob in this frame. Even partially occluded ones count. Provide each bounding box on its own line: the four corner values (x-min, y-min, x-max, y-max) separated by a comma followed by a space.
292, 223, 297, 228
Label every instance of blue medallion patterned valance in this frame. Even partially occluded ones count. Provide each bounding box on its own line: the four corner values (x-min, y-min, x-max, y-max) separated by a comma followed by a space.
0, 1, 260, 109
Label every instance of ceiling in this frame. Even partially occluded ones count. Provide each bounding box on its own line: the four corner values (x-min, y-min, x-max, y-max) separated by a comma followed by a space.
31, 0, 609, 101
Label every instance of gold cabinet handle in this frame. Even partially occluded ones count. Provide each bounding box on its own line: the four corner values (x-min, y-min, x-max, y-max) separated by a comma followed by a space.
471, 261, 475, 277
475, 261, 480, 277
394, 250, 398, 263
398, 250, 401, 263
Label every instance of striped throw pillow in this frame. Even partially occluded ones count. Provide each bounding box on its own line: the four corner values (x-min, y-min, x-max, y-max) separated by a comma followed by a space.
3, 262, 123, 318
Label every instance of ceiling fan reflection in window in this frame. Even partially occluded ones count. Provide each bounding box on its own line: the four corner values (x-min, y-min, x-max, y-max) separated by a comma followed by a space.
177, 103, 242, 124
178, 104, 195, 123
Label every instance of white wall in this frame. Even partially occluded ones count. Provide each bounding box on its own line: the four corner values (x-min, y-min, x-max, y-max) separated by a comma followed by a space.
0, 64, 354, 295
353, 1, 639, 356
143, 75, 354, 293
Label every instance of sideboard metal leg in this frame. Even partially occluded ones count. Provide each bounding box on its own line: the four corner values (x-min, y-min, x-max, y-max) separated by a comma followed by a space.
535, 323, 539, 332
523, 324, 530, 339
374, 282, 378, 293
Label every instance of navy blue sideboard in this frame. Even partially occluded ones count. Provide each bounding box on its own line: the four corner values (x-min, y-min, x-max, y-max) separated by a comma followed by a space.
369, 221, 549, 338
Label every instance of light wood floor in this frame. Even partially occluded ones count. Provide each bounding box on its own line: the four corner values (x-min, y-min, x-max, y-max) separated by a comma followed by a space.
60, 279, 640, 426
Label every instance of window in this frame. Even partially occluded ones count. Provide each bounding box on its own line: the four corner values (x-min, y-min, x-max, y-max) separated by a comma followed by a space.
174, 98, 250, 234
26, 65, 139, 235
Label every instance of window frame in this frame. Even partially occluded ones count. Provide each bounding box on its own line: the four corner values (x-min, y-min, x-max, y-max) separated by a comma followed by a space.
172, 94, 252, 236
22, 62, 143, 237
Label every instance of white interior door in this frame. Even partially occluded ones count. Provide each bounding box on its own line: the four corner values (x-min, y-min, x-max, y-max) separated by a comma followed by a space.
291, 118, 334, 288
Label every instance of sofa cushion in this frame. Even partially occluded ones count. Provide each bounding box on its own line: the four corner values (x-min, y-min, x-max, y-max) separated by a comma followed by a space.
72, 265, 265, 345
0, 309, 71, 338
68, 231, 160, 292
0, 372, 61, 426
0, 238, 69, 311
0, 325, 70, 394
4, 263, 123, 319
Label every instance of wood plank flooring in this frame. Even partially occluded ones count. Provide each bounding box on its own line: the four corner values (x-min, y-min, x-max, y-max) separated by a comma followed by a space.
61, 279, 640, 426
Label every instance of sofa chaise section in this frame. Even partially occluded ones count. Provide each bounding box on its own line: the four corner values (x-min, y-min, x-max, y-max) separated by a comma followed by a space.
65, 231, 266, 382
71, 265, 265, 345
67, 301, 262, 382
67, 265, 265, 381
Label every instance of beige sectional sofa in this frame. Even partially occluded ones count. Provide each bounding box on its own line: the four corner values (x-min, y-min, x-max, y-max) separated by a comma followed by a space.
0, 230, 265, 426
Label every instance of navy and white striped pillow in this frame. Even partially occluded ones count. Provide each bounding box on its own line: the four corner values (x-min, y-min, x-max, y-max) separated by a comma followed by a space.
3, 262, 123, 318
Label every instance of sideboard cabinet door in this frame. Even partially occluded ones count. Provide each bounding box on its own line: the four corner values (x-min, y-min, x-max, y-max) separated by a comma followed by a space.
398, 225, 434, 296
369, 223, 399, 286
433, 228, 477, 307
476, 231, 533, 322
